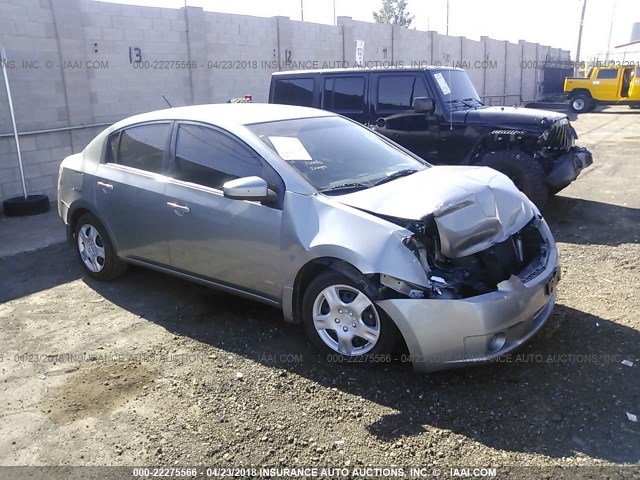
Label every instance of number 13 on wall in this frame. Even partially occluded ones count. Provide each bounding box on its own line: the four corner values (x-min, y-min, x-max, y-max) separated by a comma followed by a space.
129, 47, 142, 64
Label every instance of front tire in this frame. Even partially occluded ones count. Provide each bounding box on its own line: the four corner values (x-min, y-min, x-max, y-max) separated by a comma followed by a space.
302, 271, 396, 361
477, 150, 548, 208
74, 213, 127, 280
570, 94, 591, 113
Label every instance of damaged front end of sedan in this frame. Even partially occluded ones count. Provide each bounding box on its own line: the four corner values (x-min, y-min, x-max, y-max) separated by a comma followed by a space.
329, 166, 561, 372
376, 212, 552, 301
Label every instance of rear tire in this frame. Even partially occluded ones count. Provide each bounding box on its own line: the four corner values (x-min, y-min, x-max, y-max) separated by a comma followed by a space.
569, 94, 591, 113
478, 150, 548, 208
302, 270, 396, 363
74, 213, 127, 280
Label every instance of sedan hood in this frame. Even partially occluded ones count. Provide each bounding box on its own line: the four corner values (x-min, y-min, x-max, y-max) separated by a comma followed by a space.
334, 166, 536, 258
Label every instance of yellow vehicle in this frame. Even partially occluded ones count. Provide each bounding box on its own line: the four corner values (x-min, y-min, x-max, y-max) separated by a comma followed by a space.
564, 64, 640, 113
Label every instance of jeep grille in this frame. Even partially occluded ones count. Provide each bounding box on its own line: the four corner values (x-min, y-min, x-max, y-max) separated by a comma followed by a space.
545, 121, 575, 151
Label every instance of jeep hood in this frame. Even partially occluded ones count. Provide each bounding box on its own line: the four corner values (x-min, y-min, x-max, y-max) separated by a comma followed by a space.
460, 106, 566, 128
334, 166, 536, 258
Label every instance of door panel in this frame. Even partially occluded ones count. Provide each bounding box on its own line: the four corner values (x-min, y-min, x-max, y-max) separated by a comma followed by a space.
94, 164, 170, 264
370, 73, 441, 162
164, 182, 283, 299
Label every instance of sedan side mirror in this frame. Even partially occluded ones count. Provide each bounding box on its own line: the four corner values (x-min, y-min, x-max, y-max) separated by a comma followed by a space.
413, 97, 435, 114
223, 176, 276, 203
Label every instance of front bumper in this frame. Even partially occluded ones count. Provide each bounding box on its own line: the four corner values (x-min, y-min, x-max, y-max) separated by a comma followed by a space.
377, 225, 560, 373
546, 146, 593, 189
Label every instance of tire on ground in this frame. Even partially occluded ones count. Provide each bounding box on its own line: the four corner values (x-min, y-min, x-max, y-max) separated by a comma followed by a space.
74, 212, 127, 281
3, 194, 50, 217
301, 270, 397, 363
477, 150, 548, 208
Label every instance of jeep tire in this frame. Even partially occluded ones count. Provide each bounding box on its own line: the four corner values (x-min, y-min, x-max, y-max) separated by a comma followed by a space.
478, 150, 548, 208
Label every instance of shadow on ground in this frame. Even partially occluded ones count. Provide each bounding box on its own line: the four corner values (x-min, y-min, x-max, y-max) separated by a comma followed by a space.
0, 243, 81, 303
544, 195, 640, 246
85, 264, 640, 464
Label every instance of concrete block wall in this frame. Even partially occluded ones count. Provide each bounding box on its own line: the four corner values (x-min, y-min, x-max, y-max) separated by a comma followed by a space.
0, 0, 570, 210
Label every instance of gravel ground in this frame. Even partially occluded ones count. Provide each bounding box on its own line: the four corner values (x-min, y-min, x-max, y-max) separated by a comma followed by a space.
0, 107, 639, 479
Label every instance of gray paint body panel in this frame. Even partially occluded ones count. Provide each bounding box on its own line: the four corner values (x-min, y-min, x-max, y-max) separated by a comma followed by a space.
58, 104, 560, 372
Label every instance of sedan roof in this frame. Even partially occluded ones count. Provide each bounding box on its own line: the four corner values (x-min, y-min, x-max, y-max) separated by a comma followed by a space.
112, 103, 334, 130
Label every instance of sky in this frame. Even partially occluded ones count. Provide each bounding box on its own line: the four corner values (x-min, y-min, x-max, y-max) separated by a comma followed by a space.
99, 0, 640, 60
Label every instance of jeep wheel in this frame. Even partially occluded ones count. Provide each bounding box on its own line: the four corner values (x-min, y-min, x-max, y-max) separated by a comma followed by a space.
478, 150, 548, 208
570, 94, 591, 113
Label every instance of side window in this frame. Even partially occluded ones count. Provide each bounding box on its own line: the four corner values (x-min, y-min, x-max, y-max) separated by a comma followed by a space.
377, 75, 428, 111
115, 124, 170, 173
106, 132, 120, 163
596, 69, 618, 80
323, 76, 365, 112
173, 124, 262, 190
273, 78, 315, 107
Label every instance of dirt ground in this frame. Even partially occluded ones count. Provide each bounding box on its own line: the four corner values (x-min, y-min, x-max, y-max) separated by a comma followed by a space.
0, 107, 639, 479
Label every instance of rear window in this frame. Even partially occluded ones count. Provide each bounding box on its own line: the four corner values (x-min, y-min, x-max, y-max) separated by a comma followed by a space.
377, 75, 428, 111
272, 78, 315, 107
596, 69, 618, 79
113, 124, 170, 173
322, 76, 365, 112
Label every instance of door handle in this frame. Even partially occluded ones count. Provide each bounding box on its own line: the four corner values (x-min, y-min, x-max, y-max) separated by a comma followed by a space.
96, 181, 113, 192
166, 201, 190, 214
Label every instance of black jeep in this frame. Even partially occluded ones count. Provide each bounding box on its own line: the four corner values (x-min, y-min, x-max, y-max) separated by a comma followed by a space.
268, 67, 593, 207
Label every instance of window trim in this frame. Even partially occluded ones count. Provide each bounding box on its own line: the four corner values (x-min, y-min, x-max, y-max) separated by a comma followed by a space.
375, 74, 429, 113
167, 121, 286, 209
101, 120, 174, 176
596, 69, 619, 80
272, 77, 316, 107
321, 75, 367, 113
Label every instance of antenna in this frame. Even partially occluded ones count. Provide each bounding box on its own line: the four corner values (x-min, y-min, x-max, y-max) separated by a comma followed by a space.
162, 95, 173, 108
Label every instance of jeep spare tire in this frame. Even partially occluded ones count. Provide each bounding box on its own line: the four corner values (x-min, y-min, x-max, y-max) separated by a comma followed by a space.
478, 150, 548, 208
570, 94, 591, 113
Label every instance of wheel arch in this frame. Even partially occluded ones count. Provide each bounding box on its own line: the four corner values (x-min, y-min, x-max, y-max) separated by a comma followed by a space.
291, 257, 376, 325
568, 88, 593, 99
67, 201, 120, 253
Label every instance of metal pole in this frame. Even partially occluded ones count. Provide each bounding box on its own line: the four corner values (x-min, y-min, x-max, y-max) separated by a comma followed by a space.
604, 0, 617, 62
446, 0, 449, 35
575, 0, 588, 76
333, 0, 336, 26
300, 0, 304, 22
0, 46, 28, 199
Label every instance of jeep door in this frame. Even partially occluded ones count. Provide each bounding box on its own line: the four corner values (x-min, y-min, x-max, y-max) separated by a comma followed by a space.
163, 122, 284, 300
369, 72, 440, 163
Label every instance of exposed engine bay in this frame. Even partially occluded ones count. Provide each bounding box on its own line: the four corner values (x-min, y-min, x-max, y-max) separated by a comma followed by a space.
378, 214, 547, 300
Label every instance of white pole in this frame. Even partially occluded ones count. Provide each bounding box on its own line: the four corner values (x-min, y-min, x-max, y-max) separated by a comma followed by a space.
0, 46, 28, 199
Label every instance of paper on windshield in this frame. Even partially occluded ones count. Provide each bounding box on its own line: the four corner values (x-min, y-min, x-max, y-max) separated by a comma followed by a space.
433, 73, 451, 96
268, 136, 312, 161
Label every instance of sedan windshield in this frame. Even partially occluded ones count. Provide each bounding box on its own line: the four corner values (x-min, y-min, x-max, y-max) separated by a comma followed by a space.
248, 116, 428, 193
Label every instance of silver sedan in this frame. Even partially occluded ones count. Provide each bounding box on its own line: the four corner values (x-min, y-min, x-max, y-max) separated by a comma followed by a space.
58, 104, 560, 371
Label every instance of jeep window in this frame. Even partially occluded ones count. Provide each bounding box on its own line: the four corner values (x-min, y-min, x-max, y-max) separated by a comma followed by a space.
377, 75, 428, 111
115, 123, 170, 173
322, 77, 365, 112
431, 69, 482, 110
248, 116, 427, 192
596, 69, 618, 80
272, 78, 315, 107
172, 124, 263, 190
